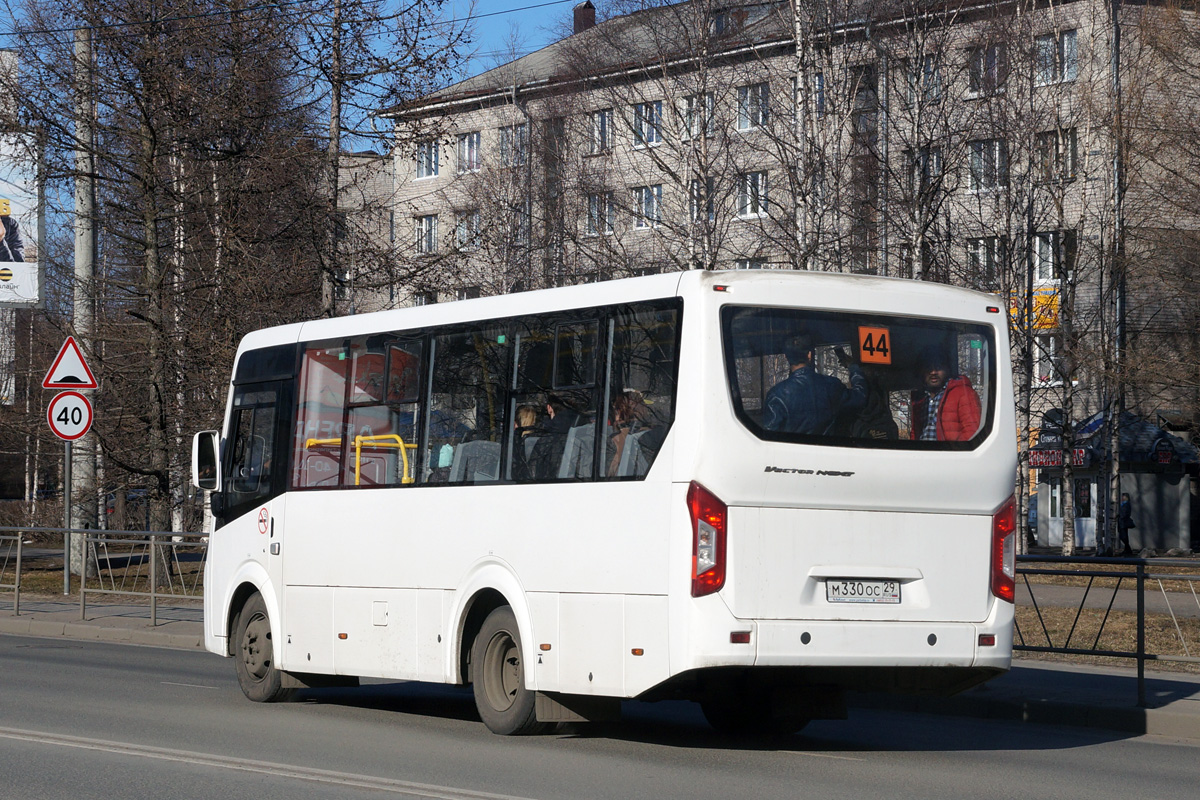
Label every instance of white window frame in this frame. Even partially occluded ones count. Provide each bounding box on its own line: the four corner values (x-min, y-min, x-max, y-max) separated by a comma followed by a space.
1035, 231, 1070, 283
586, 192, 615, 236
1035, 128, 1077, 182
416, 214, 438, 254
1035, 332, 1062, 385
737, 171, 768, 218
911, 145, 943, 194
415, 140, 439, 179
737, 82, 769, 130
499, 123, 528, 167
634, 101, 663, 147
633, 184, 662, 228
966, 236, 1005, 284
734, 257, 766, 270
456, 132, 480, 174
967, 43, 1006, 97
1035, 30, 1078, 86
591, 108, 613, 153
455, 209, 481, 250
680, 92, 715, 139
968, 139, 1008, 192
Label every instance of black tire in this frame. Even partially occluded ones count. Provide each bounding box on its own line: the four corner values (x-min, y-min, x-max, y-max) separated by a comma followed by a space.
471, 606, 548, 735
700, 694, 810, 737
233, 592, 294, 703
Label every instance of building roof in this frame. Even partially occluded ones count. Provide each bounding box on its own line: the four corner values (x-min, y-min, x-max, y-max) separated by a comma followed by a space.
387, 1, 794, 117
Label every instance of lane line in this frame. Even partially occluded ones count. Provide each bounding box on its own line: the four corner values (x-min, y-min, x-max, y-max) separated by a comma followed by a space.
791, 750, 866, 761
0, 726, 541, 800
160, 682, 219, 689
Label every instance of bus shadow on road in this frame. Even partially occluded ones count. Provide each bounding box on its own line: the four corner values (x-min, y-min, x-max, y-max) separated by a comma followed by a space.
288, 682, 1133, 752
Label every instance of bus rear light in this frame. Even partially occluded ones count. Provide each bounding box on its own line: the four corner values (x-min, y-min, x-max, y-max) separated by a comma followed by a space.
979, 634, 996, 647
730, 632, 751, 644
991, 496, 1016, 603
688, 481, 727, 597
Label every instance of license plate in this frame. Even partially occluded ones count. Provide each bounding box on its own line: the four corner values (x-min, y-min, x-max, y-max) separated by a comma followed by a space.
826, 579, 901, 604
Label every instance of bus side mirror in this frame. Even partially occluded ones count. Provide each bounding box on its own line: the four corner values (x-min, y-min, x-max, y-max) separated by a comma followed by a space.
192, 430, 221, 492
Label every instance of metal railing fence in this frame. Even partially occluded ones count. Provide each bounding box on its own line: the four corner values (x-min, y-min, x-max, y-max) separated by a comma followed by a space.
1016, 554, 1200, 706
0, 525, 207, 627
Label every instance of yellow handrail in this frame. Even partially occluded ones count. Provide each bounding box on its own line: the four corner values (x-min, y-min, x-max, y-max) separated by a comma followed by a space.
304, 435, 416, 485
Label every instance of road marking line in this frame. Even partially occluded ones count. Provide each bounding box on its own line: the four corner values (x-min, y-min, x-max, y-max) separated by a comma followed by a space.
0, 726, 539, 800
792, 751, 866, 761
160, 682, 218, 689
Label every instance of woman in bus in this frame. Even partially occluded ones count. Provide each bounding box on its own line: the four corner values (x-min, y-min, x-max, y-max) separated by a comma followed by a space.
606, 389, 666, 477
511, 404, 542, 480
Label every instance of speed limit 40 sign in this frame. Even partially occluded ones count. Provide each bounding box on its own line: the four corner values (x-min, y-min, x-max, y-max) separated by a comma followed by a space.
47, 391, 93, 440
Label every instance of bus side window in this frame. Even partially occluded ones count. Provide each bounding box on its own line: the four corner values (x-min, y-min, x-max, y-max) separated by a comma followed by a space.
293, 342, 348, 489
604, 303, 679, 478
426, 327, 508, 484
228, 391, 277, 501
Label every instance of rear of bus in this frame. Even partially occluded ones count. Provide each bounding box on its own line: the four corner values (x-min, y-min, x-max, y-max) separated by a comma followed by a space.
673, 271, 1016, 724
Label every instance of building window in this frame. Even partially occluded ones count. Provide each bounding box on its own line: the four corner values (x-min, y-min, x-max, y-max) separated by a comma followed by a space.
735, 257, 766, 270
415, 140, 439, 179
737, 171, 768, 217
967, 43, 1007, 96
680, 92, 715, 139
455, 209, 481, 250
906, 53, 942, 106
511, 200, 531, 245
591, 108, 613, 153
690, 177, 714, 222
967, 236, 1005, 284
499, 123, 528, 167
633, 184, 662, 228
1036, 30, 1078, 85
968, 139, 1008, 191
1035, 128, 1078, 182
737, 82, 769, 130
1035, 333, 1062, 384
634, 101, 663, 147
455, 286, 481, 301
910, 145, 943, 194
456, 132, 480, 173
814, 71, 825, 118
416, 214, 438, 254
413, 290, 437, 306
1035, 230, 1077, 282
586, 192, 614, 235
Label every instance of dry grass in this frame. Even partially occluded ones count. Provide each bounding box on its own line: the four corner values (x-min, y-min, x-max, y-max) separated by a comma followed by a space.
1015, 605, 1200, 674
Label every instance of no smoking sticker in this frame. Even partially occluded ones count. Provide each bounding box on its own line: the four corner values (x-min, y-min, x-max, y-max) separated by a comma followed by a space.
258, 508, 269, 535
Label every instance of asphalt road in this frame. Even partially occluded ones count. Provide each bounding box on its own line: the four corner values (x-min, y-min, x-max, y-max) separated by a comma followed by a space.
1, 634, 1197, 800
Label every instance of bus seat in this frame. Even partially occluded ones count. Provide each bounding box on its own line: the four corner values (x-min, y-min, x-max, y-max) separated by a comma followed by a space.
449, 440, 501, 483
558, 424, 595, 480
617, 429, 651, 477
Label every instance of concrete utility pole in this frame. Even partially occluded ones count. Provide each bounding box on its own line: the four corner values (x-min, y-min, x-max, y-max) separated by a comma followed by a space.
71, 26, 98, 575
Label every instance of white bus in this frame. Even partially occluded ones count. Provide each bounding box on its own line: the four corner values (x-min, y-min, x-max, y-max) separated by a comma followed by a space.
192, 269, 1017, 735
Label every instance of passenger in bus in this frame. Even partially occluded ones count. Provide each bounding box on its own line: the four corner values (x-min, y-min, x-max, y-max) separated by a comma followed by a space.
843, 363, 899, 440
529, 394, 580, 479
511, 404, 542, 481
910, 349, 982, 442
763, 336, 867, 435
606, 389, 667, 476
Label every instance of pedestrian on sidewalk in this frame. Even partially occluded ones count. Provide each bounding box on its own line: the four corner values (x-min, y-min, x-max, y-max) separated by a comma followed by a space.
1118, 492, 1136, 555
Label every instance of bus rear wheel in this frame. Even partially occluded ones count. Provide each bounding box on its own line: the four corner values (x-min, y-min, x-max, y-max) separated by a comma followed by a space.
234, 593, 294, 703
471, 607, 548, 735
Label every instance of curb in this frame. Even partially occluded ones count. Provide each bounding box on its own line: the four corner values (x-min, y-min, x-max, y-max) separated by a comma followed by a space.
0, 615, 203, 650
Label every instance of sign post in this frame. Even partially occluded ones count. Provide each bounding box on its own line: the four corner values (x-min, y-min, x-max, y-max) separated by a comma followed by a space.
44, 337, 97, 595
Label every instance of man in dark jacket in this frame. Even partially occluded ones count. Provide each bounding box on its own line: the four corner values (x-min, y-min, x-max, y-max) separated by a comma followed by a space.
0, 198, 24, 262
763, 335, 867, 435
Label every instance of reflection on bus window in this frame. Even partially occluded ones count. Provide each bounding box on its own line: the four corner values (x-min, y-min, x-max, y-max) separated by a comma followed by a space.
603, 304, 679, 477
426, 327, 508, 484
343, 337, 423, 487
723, 307, 993, 448
293, 342, 348, 488
229, 389, 277, 499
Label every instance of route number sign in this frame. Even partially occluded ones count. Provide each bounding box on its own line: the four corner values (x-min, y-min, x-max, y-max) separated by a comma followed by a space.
47, 391, 93, 441
857, 326, 892, 365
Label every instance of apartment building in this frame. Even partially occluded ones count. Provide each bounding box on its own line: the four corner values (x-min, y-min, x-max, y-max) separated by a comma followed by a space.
385, 1, 1198, 463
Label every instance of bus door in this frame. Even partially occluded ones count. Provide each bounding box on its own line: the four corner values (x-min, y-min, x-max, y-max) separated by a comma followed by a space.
220, 379, 292, 596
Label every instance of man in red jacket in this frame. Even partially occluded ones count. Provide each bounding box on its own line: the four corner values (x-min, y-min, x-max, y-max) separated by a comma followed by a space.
910, 349, 982, 442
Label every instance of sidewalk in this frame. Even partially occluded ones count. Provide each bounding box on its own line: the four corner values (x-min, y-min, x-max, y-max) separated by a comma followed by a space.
3, 597, 1200, 741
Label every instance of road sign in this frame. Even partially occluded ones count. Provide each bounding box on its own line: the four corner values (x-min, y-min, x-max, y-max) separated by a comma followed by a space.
43, 336, 98, 389
47, 390, 93, 440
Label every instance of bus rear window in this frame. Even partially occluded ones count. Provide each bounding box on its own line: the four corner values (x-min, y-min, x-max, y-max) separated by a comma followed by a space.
722, 306, 995, 449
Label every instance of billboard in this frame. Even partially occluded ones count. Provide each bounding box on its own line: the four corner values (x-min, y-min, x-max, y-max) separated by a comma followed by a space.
0, 131, 39, 308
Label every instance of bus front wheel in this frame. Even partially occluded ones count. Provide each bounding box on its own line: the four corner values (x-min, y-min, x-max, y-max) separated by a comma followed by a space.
233, 593, 294, 703
471, 607, 548, 735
